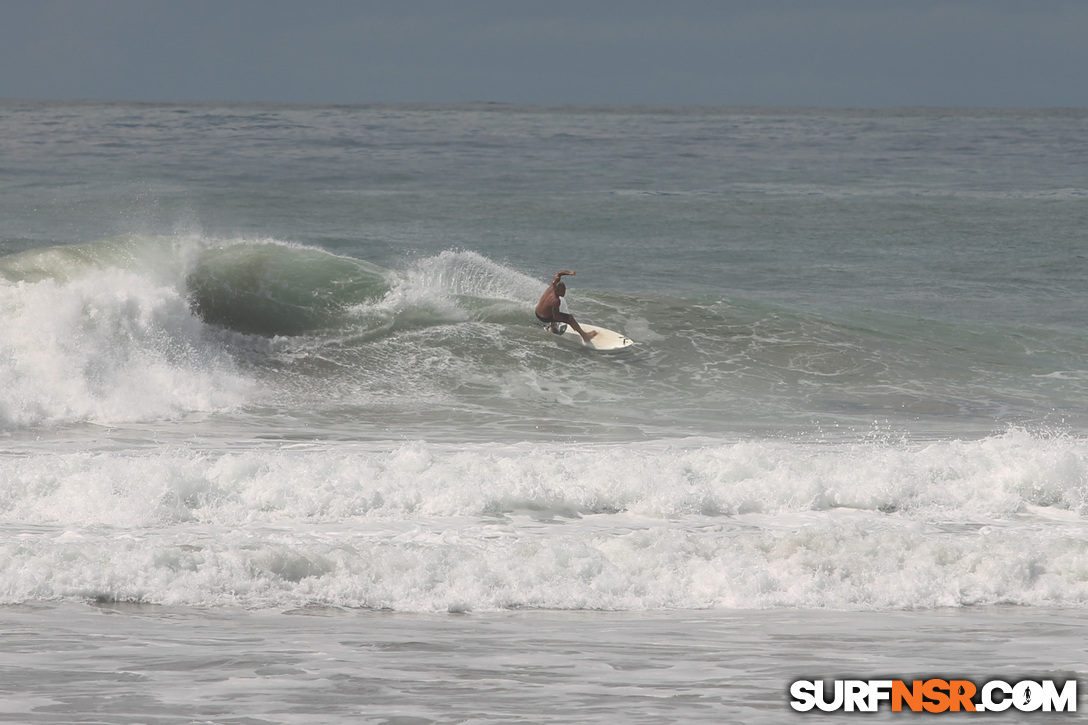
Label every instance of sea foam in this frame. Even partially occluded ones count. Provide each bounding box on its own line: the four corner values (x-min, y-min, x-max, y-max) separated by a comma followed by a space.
2, 431, 1086, 611
0, 262, 249, 429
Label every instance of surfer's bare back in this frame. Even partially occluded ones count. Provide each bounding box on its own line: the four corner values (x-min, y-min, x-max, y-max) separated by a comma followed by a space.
535, 270, 597, 343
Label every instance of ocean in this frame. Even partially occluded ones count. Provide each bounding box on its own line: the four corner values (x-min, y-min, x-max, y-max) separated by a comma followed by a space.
1, 101, 1087, 722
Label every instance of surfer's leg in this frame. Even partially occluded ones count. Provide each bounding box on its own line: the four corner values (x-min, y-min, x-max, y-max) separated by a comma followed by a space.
563, 315, 597, 342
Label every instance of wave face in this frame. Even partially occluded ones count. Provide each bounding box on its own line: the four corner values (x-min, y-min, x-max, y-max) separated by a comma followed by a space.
186, 242, 389, 336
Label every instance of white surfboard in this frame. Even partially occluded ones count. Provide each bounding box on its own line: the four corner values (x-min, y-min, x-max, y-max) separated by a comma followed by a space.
546, 323, 634, 351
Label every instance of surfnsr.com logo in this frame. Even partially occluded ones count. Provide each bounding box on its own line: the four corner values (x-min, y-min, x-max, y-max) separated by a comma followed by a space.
789, 678, 1077, 713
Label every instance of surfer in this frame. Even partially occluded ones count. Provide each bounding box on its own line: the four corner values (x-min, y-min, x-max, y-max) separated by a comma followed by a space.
535, 270, 597, 343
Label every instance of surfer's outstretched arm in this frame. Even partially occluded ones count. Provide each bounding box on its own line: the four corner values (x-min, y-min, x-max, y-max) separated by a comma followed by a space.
551, 270, 575, 287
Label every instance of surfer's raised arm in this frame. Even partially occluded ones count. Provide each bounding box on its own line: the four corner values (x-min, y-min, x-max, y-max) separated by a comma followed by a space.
551, 270, 576, 287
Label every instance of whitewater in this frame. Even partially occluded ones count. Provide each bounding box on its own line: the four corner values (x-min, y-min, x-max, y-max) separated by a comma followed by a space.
1, 102, 1087, 722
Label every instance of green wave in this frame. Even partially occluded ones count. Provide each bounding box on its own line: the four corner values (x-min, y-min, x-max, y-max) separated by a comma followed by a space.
186, 243, 389, 336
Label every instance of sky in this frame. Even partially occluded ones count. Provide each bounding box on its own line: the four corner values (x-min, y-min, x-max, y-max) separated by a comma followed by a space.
1, 0, 1085, 108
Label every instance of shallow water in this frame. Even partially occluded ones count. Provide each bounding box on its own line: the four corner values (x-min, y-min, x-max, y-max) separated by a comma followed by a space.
2, 603, 1086, 724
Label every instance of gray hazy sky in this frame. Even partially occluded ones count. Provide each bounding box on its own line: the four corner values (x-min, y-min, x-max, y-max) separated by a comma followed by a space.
2, 0, 1085, 108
